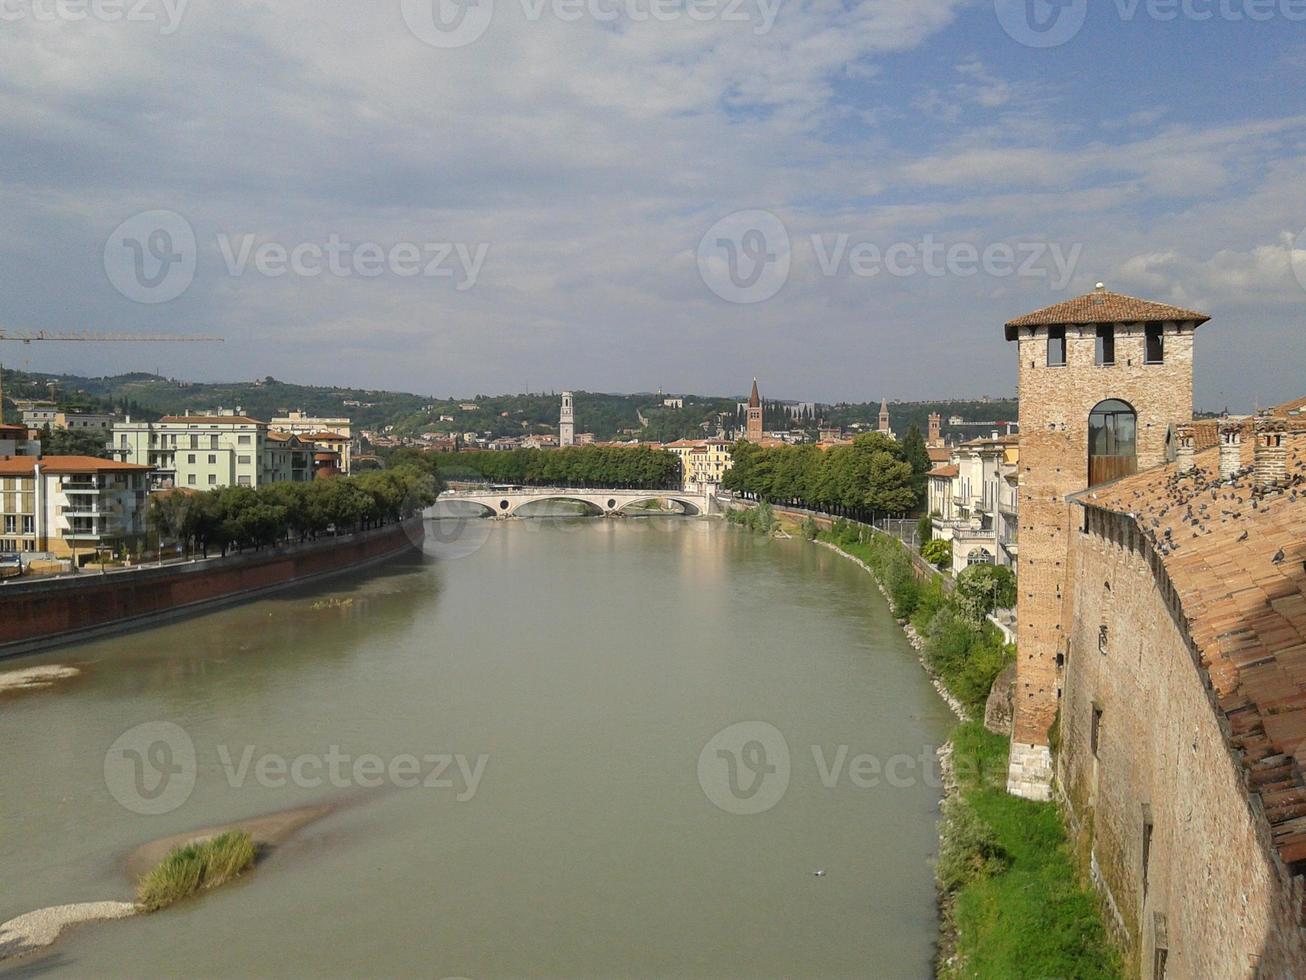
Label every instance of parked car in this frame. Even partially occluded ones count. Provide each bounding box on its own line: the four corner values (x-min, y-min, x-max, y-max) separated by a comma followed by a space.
0, 554, 22, 579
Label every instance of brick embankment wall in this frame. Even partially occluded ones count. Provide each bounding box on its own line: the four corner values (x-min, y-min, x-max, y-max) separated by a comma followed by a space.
0, 519, 423, 659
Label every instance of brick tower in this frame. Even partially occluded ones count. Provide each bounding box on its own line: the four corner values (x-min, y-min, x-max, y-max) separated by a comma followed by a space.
1004, 285, 1209, 800
878, 398, 892, 438
928, 412, 943, 448
746, 379, 763, 443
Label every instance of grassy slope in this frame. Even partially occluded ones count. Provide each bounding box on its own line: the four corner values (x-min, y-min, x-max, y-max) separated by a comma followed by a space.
945, 724, 1119, 979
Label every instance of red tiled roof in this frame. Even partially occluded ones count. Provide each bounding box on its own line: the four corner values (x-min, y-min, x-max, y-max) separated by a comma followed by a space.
0, 455, 152, 476
1080, 403, 1306, 868
159, 415, 265, 425
0, 424, 28, 437
1004, 289, 1210, 340
927, 447, 952, 463
928, 464, 959, 478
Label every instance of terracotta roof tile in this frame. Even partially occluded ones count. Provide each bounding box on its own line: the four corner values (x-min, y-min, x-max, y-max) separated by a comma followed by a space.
1078, 397, 1306, 868
1004, 288, 1209, 340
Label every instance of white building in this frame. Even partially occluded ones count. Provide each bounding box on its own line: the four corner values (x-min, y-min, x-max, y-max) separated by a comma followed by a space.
927, 433, 1019, 575
560, 391, 575, 447
112, 411, 269, 490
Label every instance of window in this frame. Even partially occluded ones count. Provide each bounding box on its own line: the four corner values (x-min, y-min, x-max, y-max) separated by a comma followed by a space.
238, 435, 252, 446
1145, 324, 1165, 363
1088, 399, 1139, 487
189, 435, 199, 449
208, 474, 218, 485
3, 516, 13, 534
187, 474, 197, 486
238, 476, 251, 487
1091, 706, 1103, 757
210, 435, 219, 449
21, 516, 33, 534
188, 454, 196, 464
1095, 324, 1115, 365
967, 548, 994, 566
1047, 326, 1067, 366
208, 455, 217, 465
238, 455, 251, 465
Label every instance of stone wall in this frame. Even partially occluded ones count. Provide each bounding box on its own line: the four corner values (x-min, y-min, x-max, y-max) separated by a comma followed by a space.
1059, 508, 1306, 978
0, 520, 421, 658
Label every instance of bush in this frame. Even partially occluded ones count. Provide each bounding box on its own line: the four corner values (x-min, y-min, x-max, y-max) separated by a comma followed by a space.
955, 564, 1017, 623
800, 515, 820, 540
137, 831, 257, 912
922, 538, 952, 569
923, 609, 1015, 714
937, 795, 1011, 894
918, 513, 934, 546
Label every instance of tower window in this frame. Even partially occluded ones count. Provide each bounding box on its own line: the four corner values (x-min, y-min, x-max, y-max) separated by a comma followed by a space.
1089, 399, 1138, 487
1145, 324, 1165, 364
1091, 706, 1103, 757
1095, 324, 1115, 365
1047, 327, 1067, 366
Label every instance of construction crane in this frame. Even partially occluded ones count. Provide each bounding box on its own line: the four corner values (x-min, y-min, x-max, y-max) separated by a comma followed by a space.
0, 330, 224, 344
0, 331, 223, 424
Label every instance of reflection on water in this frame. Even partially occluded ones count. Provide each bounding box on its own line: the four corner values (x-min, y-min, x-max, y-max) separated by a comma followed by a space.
1, 519, 952, 979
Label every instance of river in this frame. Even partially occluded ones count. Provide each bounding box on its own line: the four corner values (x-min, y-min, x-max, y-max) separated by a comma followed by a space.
0, 516, 953, 978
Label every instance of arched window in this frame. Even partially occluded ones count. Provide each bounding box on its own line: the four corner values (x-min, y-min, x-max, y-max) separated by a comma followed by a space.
1088, 399, 1138, 486
967, 547, 994, 566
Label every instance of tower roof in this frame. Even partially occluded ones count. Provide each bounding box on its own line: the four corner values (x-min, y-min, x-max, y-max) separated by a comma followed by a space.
1004, 287, 1210, 341
748, 379, 761, 409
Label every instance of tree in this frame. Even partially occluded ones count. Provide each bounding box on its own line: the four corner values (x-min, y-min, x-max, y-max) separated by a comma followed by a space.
900, 424, 931, 509
922, 538, 952, 569
955, 564, 1017, 623
40, 426, 113, 458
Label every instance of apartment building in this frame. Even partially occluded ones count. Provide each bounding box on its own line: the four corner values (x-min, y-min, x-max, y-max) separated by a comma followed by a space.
0, 456, 151, 559
270, 410, 353, 472
264, 431, 316, 483
665, 439, 733, 491
112, 412, 268, 490
927, 433, 1019, 575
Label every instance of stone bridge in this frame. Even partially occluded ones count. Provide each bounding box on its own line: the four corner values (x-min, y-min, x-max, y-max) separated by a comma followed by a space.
432, 486, 716, 519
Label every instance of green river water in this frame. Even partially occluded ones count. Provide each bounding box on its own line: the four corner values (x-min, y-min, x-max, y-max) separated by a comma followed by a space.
0, 516, 953, 978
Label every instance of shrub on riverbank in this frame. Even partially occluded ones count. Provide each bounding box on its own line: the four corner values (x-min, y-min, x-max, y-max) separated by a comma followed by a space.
727, 500, 778, 534
819, 521, 1013, 714
137, 831, 257, 912
939, 724, 1119, 979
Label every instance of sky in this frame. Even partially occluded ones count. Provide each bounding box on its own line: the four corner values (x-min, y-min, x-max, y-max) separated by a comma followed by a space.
1, 0, 1304, 409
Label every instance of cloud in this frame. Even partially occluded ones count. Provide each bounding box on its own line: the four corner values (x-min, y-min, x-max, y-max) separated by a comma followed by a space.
0, 1, 1302, 407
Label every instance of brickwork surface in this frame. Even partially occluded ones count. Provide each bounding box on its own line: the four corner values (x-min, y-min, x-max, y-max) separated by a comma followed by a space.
1061, 507, 1306, 977
0, 521, 420, 656
1012, 322, 1196, 749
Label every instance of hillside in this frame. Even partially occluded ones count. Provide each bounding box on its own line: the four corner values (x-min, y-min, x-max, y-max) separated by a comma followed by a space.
0, 368, 1017, 444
